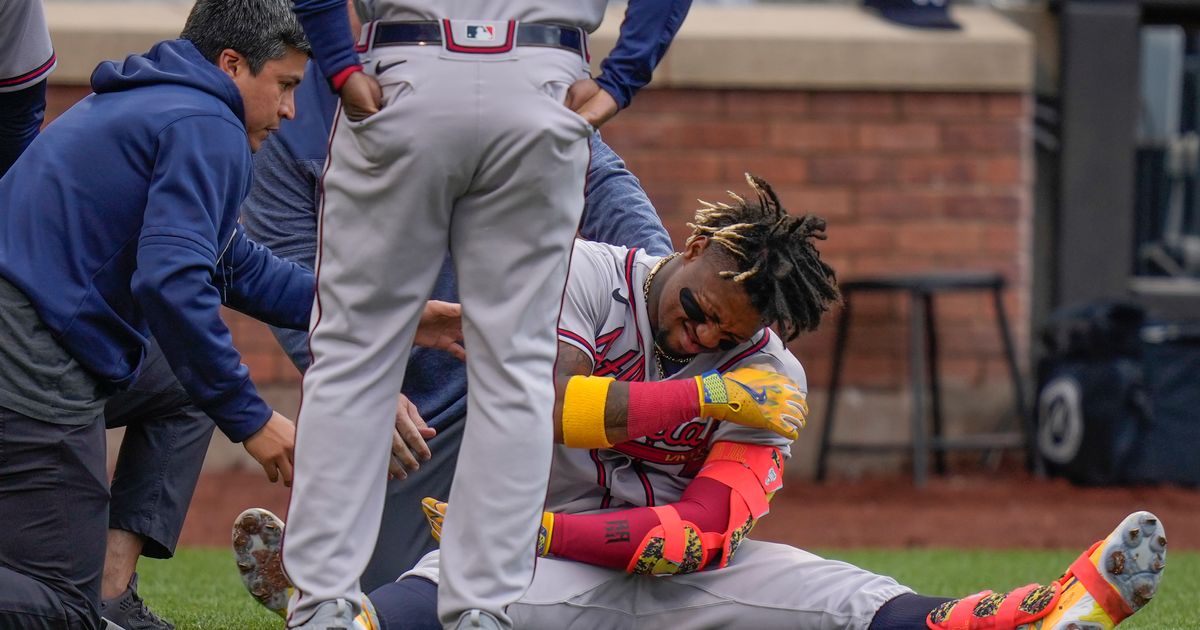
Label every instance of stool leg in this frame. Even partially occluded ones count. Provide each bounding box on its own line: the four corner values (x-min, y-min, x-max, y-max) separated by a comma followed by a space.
992, 286, 1042, 476
816, 294, 852, 482
909, 291, 929, 487
923, 292, 947, 476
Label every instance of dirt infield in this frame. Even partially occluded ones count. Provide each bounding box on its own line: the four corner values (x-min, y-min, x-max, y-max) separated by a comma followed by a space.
180, 469, 1200, 552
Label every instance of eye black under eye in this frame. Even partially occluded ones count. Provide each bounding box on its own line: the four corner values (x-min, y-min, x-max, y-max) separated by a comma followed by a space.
679, 288, 707, 324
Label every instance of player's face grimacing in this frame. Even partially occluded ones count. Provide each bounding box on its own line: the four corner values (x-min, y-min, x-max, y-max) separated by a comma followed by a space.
653, 237, 764, 358
220, 46, 307, 152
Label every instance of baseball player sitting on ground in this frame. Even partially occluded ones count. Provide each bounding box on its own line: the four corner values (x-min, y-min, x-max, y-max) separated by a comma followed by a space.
235, 176, 1167, 630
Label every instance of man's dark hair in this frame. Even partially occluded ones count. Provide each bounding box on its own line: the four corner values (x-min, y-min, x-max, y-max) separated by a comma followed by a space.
181, 0, 311, 73
687, 174, 841, 341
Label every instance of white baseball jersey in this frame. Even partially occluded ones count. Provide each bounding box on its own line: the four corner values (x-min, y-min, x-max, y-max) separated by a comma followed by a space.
0, 0, 56, 93
552, 239, 802, 515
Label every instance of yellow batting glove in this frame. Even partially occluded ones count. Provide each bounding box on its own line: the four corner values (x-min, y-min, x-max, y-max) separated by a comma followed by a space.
421, 497, 447, 542
696, 368, 808, 440
422, 496, 555, 557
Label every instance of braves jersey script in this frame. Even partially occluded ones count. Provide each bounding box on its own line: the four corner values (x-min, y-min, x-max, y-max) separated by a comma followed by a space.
553, 240, 803, 516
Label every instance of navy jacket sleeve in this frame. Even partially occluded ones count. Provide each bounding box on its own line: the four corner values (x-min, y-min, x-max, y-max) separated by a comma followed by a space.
220, 225, 314, 331
580, 132, 673, 256
595, 0, 693, 110
291, 0, 359, 84
131, 115, 272, 443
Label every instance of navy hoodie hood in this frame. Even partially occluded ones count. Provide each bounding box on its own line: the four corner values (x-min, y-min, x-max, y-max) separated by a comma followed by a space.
0, 38, 311, 441
91, 38, 246, 122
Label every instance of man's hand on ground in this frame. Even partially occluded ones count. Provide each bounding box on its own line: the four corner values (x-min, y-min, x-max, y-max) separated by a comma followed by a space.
340, 71, 382, 121
415, 300, 465, 360
564, 78, 619, 129
389, 394, 436, 480
243, 411, 296, 486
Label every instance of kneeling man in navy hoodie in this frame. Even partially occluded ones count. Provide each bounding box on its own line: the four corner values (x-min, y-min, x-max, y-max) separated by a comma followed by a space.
0, 1, 455, 628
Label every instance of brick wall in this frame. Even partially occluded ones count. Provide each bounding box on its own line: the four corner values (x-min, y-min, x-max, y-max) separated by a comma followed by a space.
44, 85, 1032, 397
599, 89, 1032, 392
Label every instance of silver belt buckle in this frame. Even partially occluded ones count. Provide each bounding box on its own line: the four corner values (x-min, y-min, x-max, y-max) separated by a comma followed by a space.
443, 19, 515, 53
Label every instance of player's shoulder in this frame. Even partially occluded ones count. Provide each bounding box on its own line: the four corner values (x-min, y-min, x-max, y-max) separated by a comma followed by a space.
721, 329, 808, 393
570, 239, 639, 282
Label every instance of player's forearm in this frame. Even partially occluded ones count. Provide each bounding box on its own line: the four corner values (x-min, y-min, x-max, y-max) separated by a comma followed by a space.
291, 0, 361, 89
557, 376, 702, 448
594, 0, 693, 109
545, 476, 731, 572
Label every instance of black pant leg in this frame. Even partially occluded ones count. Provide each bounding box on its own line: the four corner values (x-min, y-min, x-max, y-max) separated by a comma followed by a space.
105, 339, 214, 559
0, 80, 47, 178
0, 408, 107, 630
360, 418, 464, 592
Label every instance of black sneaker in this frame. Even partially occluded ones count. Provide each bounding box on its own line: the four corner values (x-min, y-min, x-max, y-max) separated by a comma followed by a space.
100, 573, 175, 630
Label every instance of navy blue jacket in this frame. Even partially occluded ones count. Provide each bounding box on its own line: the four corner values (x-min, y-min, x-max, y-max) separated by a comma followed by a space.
0, 39, 314, 442
242, 61, 673, 431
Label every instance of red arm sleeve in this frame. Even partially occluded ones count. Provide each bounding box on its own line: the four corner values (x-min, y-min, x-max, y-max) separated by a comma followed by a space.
548, 476, 732, 571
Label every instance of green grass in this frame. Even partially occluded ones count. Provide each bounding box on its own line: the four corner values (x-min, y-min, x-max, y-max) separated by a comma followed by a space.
137, 547, 1198, 629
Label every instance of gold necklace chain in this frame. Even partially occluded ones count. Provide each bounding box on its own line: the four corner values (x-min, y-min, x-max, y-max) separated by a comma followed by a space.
641, 253, 691, 376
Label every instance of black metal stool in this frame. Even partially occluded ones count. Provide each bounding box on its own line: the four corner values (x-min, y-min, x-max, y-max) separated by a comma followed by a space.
814, 271, 1038, 486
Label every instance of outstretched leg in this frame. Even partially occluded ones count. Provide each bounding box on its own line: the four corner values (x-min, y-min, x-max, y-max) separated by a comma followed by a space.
926, 511, 1167, 630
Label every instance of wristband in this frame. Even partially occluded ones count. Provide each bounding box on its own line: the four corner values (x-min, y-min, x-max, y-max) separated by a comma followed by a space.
561, 375, 612, 448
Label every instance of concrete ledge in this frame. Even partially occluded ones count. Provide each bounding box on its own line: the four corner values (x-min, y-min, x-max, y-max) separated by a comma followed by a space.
47, 3, 1032, 92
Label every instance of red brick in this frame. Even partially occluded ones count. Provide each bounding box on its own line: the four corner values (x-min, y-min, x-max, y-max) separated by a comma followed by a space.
856, 190, 945, 218
837, 291, 901, 323
685, 120, 770, 149
981, 157, 1024, 185
809, 156, 895, 185
785, 188, 854, 219
724, 153, 808, 185
897, 156, 979, 185
809, 92, 898, 119
895, 222, 984, 255
944, 194, 1022, 221
44, 85, 92, 123
940, 323, 1003, 356
242, 350, 280, 386
986, 94, 1029, 119
938, 357, 985, 386
841, 353, 905, 389
839, 321, 908, 355
768, 121, 857, 151
983, 225, 1020, 255
858, 123, 940, 152
941, 122, 1024, 152
933, 293, 991, 323
626, 89, 725, 116
620, 151, 723, 185
900, 93, 985, 119
600, 119, 767, 150
819, 223, 896, 255
848, 253, 943, 277
724, 90, 809, 118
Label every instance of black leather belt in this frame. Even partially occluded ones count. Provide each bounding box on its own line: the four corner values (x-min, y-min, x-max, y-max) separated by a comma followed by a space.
370, 21, 585, 56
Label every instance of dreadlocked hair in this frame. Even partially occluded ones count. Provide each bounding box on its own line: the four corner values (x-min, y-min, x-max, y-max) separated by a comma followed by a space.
687, 173, 841, 341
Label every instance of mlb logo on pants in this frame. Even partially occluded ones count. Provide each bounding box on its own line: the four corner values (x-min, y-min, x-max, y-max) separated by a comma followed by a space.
466, 25, 495, 41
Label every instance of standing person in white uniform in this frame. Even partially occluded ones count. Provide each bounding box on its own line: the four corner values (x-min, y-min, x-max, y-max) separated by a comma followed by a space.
282, 1, 695, 628
0, 0, 56, 177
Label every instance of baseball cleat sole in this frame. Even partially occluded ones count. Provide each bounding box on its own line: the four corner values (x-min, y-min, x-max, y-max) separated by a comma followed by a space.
1097, 510, 1166, 612
232, 507, 291, 617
